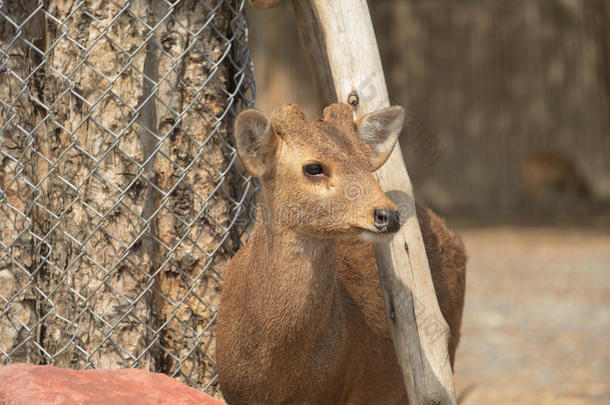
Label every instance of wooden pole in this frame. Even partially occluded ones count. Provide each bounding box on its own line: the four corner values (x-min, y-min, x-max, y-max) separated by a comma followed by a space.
292, 1, 458, 404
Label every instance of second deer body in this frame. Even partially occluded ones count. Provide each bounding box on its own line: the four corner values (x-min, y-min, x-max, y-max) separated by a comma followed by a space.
217, 103, 466, 405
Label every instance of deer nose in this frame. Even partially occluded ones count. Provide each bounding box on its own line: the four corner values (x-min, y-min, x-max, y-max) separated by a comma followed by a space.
373, 209, 401, 233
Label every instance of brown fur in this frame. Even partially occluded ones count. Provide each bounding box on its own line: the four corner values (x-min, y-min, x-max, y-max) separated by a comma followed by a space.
520, 149, 591, 205
216, 104, 466, 405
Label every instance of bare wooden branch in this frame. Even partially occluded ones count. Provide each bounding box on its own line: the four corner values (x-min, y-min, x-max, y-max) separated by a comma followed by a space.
293, 1, 458, 404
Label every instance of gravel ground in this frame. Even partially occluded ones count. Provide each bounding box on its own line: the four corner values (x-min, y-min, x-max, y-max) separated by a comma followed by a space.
452, 225, 610, 405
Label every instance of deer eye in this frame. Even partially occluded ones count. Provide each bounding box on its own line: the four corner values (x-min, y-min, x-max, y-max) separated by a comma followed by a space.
303, 163, 325, 177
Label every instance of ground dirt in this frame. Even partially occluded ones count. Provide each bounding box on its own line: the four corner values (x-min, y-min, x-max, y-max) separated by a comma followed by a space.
452, 221, 610, 404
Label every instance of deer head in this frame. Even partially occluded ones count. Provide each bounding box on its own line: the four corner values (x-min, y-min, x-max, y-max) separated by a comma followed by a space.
235, 103, 405, 241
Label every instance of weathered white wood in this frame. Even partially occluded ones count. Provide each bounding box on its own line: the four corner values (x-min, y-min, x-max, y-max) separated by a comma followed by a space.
293, 1, 458, 404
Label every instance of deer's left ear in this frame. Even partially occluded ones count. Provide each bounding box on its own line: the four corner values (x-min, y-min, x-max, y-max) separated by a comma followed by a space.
355, 106, 405, 171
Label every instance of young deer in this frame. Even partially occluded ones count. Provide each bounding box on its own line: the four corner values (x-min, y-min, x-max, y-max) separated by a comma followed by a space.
520, 149, 592, 207
217, 103, 466, 405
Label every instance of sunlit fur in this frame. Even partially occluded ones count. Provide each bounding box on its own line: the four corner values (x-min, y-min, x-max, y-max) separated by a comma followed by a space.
358, 229, 389, 243
217, 103, 466, 405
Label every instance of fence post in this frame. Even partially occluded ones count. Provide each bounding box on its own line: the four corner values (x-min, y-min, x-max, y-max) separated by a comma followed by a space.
291, 1, 458, 404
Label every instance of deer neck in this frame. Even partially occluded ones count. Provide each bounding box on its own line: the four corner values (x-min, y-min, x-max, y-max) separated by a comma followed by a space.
248, 212, 341, 346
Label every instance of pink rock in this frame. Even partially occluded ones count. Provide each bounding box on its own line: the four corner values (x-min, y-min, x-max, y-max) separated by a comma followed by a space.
0, 363, 226, 405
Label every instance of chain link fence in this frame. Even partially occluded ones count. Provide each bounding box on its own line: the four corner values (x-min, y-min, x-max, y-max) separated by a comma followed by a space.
0, 0, 256, 395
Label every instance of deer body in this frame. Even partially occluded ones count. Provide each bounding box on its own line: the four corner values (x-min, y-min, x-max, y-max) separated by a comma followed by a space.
217, 104, 466, 405
520, 149, 591, 206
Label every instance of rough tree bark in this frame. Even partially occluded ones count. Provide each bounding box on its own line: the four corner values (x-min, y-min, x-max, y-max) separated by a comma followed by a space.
0, 0, 43, 365
1, 0, 242, 393
150, 0, 237, 393
36, 0, 156, 370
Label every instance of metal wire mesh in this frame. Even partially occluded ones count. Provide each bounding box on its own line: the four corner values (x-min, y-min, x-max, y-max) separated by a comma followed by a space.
0, 0, 256, 395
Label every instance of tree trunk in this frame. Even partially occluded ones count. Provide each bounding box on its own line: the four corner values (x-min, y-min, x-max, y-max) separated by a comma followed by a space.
1, 0, 245, 394
150, 0, 238, 393
36, 0, 156, 370
0, 0, 44, 365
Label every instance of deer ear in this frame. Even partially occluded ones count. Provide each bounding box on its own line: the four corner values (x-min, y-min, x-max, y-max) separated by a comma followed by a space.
235, 109, 277, 178
355, 106, 405, 171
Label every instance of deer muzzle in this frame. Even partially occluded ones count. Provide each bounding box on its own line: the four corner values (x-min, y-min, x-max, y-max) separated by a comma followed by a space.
373, 209, 401, 233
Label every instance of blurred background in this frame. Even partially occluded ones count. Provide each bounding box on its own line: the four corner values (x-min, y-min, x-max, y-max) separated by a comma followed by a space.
248, 1, 609, 404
